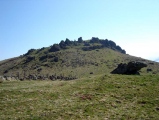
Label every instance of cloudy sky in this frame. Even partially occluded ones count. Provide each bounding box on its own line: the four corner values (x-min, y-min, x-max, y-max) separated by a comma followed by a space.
0, 0, 159, 61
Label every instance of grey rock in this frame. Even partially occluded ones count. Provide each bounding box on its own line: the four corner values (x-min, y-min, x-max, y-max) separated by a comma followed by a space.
111, 61, 147, 75
0, 76, 6, 81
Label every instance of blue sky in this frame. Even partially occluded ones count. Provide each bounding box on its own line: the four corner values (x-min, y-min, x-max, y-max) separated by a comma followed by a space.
0, 0, 159, 61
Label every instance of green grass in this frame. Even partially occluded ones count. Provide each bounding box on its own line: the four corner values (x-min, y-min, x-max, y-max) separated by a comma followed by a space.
0, 74, 159, 119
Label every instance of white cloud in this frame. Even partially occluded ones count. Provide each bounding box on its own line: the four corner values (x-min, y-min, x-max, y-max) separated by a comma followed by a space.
122, 40, 159, 60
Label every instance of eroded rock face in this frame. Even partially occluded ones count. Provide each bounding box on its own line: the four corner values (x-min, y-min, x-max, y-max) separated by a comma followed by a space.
111, 61, 147, 75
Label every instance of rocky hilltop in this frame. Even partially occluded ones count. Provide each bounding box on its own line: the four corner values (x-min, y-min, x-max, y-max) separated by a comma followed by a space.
0, 37, 159, 81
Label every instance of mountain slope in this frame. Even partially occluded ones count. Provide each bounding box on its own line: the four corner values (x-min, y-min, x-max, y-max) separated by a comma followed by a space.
0, 37, 159, 80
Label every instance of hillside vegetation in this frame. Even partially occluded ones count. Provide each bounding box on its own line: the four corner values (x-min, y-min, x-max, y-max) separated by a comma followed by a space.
1, 37, 159, 119
0, 37, 159, 80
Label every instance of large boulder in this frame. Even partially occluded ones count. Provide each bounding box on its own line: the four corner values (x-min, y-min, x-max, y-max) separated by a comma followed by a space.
111, 61, 147, 75
0, 76, 6, 82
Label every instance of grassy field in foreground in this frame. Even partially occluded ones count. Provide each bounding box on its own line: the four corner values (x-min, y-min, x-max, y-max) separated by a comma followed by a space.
0, 74, 159, 120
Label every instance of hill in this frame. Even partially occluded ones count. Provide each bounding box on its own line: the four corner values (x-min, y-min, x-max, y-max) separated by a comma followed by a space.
0, 37, 159, 80
1, 37, 159, 119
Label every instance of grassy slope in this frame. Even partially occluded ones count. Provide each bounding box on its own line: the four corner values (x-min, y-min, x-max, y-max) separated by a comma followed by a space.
0, 74, 159, 119
1, 47, 159, 78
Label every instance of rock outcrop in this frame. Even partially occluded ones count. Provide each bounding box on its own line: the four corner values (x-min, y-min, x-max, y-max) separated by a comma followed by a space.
0, 76, 5, 82
111, 61, 147, 75
0, 74, 77, 81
